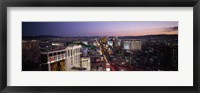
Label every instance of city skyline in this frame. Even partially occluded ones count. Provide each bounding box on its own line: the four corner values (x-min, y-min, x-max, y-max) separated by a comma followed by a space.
22, 21, 178, 37
22, 21, 178, 71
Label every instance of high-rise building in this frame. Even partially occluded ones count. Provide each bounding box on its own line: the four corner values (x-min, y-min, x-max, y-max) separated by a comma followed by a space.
123, 41, 131, 50
41, 49, 66, 71
123, 40, 142, 51
22, 40, 41, 71
65, 45, 82, 70
40, 45, 82, 71
22, 40, 40, 63
130, 41, 142, 50
113, 36, 121, 48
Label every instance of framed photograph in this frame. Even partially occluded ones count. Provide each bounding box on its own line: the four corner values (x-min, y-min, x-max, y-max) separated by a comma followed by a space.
0, 0, 199, 93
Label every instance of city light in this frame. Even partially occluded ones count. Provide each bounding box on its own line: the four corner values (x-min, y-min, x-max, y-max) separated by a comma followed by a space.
22, 22, 178, 71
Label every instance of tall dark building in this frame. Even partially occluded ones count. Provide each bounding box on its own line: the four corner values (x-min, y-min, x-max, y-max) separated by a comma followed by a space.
22, 40, 41, 70
22, 40, 40, 63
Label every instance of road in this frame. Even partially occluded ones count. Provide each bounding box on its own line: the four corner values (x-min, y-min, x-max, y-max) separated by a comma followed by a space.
96, 38, 110, 71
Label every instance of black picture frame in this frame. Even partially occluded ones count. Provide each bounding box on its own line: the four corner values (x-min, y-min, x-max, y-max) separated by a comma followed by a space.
0, 0, 199, 93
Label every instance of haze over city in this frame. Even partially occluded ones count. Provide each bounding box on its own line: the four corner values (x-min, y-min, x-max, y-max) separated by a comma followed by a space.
22, 22, 178, 37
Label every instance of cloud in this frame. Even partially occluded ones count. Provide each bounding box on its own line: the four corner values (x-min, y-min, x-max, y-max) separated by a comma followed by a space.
164, 26, 178, 32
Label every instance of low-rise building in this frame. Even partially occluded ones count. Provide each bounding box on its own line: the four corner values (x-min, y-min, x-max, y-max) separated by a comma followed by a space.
81, 57, 91, 71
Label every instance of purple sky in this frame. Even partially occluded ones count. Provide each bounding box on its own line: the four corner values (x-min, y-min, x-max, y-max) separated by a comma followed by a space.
22, 22, 178, 37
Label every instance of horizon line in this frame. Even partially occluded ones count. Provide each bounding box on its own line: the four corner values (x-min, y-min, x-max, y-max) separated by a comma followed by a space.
23, 34, 178, 37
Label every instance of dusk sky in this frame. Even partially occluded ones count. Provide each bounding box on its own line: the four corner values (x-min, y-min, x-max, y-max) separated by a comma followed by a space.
22, 22, 178, 37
